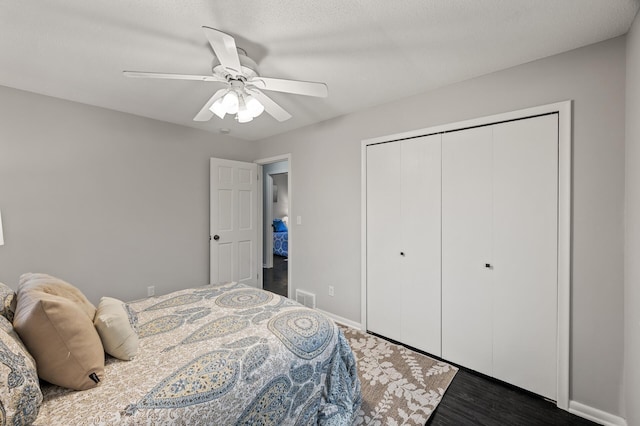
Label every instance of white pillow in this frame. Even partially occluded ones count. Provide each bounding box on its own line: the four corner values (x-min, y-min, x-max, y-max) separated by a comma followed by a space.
94, 297, 139, 361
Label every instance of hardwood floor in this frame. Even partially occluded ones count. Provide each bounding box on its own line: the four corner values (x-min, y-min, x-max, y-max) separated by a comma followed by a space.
263, 254, 287, 297
428, 365, 596, 426
367, 331, 596, 426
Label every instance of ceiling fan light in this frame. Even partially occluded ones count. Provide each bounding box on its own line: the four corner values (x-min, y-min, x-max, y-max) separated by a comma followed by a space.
209, 97, 227, 119
245, 95, 265, 118
237, 102, 253, 123
222, 91, 239, 114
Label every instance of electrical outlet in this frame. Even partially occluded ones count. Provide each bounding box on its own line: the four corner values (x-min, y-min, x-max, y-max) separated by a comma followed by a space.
328, 286, 334, 297
147, 286, 155, 297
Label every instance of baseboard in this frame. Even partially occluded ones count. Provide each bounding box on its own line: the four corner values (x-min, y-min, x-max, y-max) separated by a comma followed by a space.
569, 401, 627, 426
316, 308, 362, 330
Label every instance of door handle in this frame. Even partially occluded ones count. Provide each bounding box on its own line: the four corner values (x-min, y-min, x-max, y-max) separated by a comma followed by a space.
213, 235, 220, 241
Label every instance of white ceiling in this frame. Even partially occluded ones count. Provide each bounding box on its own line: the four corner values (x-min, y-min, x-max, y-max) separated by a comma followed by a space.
1, 1, 638, 141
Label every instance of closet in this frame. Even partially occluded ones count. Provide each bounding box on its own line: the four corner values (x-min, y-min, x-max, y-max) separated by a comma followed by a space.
366, 112, 560, 401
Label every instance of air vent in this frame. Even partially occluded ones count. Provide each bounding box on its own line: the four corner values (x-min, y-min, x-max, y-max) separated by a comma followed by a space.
295, 290, 316, 309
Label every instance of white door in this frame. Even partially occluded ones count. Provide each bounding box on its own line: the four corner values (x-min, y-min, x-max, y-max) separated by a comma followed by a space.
366, 135, 442, 355
210, 158, 258, 286
492, 115, 558, 400
442, 126, 494, 376
400, 134, 441, 355
367, 142, 403, 340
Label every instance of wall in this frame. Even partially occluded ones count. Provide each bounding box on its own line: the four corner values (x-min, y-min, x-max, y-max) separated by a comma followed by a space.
256, 37, 627, 416
0, 85, 255, 304
272, 173, 289, 220
625, 9, 640, 426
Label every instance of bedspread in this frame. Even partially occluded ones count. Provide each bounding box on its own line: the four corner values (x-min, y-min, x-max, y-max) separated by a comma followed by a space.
35, 283, 361, 425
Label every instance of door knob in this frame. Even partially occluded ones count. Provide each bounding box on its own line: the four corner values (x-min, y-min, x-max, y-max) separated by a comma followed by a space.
213, 235, 220, 241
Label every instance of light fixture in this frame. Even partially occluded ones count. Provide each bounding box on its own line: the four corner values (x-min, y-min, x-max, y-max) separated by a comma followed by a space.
209, 89, 265, 123
0, 210, 4, 246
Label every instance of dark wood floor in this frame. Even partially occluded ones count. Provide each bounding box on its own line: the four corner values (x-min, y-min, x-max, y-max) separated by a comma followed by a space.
263, 254, 288, 297
367, 331, 596, 426
428, 364, 596, 426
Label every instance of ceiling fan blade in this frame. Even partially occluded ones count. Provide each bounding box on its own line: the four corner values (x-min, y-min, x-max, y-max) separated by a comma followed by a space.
202, 27, 242, 77
249, 77, 328, 98
193, 88, 228, 122
246, 88, 292, 122
123, 71, 225, 83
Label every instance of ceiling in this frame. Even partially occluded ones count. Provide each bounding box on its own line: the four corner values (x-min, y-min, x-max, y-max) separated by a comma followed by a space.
1, 1, 638, 141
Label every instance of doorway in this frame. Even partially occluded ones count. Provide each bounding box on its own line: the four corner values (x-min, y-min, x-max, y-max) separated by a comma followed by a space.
257, 156, 291, 298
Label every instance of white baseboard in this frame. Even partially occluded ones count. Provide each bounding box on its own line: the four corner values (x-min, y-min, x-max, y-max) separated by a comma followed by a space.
316, 308, 362, 330
569, 401, 627, 426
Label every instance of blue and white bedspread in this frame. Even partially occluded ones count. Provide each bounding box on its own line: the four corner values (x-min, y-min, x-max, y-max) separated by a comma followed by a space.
35, 283, 361, 425
274, 230, 288, 257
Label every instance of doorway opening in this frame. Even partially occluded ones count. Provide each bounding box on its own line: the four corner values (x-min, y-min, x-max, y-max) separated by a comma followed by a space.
258, 157, 291, 298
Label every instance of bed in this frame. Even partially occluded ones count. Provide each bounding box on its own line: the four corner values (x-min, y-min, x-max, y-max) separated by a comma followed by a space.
273, 218, 289, 257
1, 279, 361, 425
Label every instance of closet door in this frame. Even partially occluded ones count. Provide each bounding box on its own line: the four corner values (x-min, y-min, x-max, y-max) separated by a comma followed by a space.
441, 126, 493, 376
492, 115, 558, 400
367, 142, 402, 339
367, 135, 442, 355
400, 135, 441, 355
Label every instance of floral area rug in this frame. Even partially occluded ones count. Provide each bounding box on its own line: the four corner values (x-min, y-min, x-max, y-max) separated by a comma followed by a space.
340, 325, 458, 426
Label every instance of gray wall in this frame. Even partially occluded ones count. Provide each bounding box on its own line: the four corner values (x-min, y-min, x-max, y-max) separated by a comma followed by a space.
255, 37, 627, 416
625, 9, 640, 425
272, 173, 289, 220
0, 85, 256, 304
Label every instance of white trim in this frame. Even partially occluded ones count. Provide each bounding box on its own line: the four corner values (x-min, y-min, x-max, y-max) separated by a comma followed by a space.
255, 154, 292, 298
360, 139, 368, 330
361, 100, 572, 410
569, 401, 627, 426
316, 308, 363, 330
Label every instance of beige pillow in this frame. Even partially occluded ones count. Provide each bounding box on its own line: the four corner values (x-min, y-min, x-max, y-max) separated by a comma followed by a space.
94, 297, 139, 361
17, 273, 96, 319
13, 273, 104, 390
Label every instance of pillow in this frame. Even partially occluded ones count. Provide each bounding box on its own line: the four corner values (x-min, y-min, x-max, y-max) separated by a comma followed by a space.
94, 297, 139, 361
0, 316, 43, 424
0, 281, 17, 322
17, 273, 96, 320
273, 218, 288, 232
13, 273, 104, 390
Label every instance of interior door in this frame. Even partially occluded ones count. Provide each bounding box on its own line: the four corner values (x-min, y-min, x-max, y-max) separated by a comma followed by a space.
491, 114, 558, 400
210, 158, 258, 286
441, 126, 494, 376
400, 134, 442, 355
366, 142, 402, 339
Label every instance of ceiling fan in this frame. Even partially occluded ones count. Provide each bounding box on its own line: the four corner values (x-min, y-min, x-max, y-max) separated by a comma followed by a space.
123, 27, 328, 123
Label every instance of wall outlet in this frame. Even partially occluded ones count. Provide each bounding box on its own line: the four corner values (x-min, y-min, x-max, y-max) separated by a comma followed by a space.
328, 286, 334, 297
147, 286, 155, 297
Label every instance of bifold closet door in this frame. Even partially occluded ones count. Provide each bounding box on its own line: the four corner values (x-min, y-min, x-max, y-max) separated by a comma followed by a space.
492, 115, 558, 400
367, 135, 442, 355
441, 115, 559, 400
400, 135, 441, 354
367, 142, 402, 340
441, 126, 494, 376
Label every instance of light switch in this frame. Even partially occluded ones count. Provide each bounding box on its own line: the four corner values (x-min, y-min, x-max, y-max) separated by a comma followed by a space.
296, 216, 302, 225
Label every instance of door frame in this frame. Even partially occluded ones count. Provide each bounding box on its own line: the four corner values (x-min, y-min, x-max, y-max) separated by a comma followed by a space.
255, 154, 292, 297
361, 100, 572, 410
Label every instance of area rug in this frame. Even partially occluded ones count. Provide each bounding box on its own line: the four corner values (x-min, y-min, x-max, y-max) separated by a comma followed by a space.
340, 325, 458, 425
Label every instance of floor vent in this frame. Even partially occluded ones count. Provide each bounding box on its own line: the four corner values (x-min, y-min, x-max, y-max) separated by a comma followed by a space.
295, 290, 316, 309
